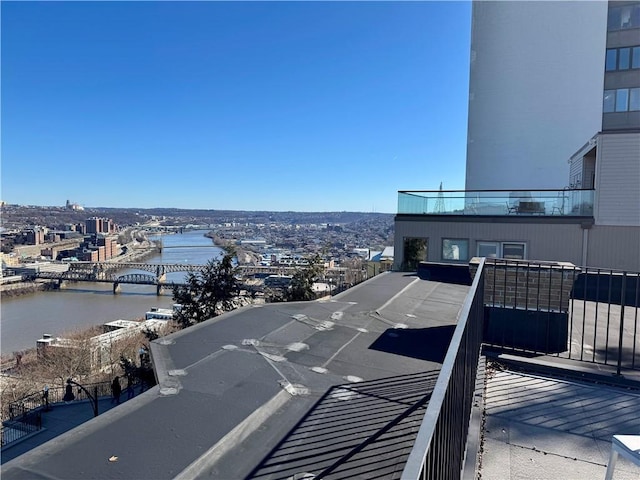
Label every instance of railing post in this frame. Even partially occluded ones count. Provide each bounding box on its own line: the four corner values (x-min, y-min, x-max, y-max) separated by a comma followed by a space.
616, 273, 626, 376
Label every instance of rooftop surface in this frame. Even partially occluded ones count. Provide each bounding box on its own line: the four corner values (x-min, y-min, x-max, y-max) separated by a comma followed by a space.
479, 364, 640, 480
2, 272, 470, 479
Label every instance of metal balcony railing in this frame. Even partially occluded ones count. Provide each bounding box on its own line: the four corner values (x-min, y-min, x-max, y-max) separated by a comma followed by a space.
401, 258, 486, 479
481, 260, 640, 373
400, 258, 639, 480
397, 189, 595, 216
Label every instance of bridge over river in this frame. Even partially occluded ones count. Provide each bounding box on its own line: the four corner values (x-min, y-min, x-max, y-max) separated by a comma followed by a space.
32, 262, 300, 295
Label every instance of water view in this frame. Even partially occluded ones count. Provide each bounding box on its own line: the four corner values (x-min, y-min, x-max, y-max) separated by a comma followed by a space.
0, 231, 222, 355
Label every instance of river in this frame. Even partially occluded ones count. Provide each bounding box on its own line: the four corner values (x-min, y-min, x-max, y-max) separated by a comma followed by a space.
0, 230, 223, 355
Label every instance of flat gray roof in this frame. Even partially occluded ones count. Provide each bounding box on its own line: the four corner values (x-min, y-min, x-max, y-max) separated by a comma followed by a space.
2, 272, 469, 480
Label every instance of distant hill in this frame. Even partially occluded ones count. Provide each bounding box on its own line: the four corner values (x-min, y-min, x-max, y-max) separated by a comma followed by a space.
1, 204, 394, 230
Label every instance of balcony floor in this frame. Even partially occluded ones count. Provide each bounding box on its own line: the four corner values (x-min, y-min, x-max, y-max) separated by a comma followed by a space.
480, 366, 640, 480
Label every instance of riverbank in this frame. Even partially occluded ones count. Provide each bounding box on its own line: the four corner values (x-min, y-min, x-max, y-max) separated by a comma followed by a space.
0, 281, 57, 298
106, 244, 158, 264
0, 229, 220, 356
205, 231, 262, 265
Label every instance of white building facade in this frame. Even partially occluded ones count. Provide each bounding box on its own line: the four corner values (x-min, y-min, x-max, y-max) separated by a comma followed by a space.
465, 1, 608, 191
395, 1, 640, 271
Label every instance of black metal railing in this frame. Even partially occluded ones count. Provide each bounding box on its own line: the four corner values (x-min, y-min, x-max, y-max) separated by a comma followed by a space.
1, 380, 113, 448
1, 406, 41, 448
480, 260, 640, 374
569, 267, 639, 373
5, 380, 113, 420
401, 258, 486, 479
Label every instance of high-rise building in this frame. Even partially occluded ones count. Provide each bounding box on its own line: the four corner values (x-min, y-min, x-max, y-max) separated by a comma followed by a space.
465, 1, 608, 190
395, 0, 640, 271
603, 1, 640, 132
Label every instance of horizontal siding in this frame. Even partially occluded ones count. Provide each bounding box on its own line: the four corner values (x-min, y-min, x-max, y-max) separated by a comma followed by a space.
588, 225, 640, 271
394, 220, 640, 271
394, 219, 584, 269
596, 133, 640, 226
569, 157, 582, 185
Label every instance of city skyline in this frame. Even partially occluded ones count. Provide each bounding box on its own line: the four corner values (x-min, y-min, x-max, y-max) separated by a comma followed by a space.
2, 1, 472, 213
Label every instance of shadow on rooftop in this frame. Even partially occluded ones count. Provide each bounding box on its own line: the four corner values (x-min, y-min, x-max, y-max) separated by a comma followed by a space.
368, 326, 456, 363
486, 364, 640, 443
246, 371, 439, 480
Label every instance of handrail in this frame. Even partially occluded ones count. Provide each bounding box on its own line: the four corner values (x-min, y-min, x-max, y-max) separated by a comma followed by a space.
4, 380, 113, 422
401, 257, 486, 479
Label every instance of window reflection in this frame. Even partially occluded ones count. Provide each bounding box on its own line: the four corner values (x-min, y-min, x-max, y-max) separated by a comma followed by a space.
442, 239, 469, 262
633, 47, 640, 69
502, 243, 526, 260
608, 4, 640, 30
603, 90, 616, 113
616, 88, 629, 112
630, 88, 640, 112
604, 46, 640, 71
619, 48, 631, 70
606, 49, 617, 71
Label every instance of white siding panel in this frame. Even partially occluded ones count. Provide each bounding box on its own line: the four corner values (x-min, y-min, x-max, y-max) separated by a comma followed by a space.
595, 133, 640, 226
569, 156, 582, 185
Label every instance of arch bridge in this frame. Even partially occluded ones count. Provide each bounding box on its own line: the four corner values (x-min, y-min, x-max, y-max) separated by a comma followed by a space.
34, 268, 186, 295
35, 262, 303, 295
68, 262, 205, 279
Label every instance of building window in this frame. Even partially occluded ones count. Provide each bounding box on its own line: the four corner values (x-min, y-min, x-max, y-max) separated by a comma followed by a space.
630, 88, 640, 111
616, 88, 629, 112
604, 46, 640, 70
608, 4, 640, 30
477, 242, 499, 258
442, 238, 469, 262
633, 47, 640, 69
476, 241, 526, 260
603, 90, 616, 113
605, 89, 638, 112
619, 48, 631, 70
502, 243, 526, 260
606, 49, 617, 71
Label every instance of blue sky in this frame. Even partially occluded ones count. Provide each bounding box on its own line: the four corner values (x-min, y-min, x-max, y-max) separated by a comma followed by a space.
2, 1, 471, 213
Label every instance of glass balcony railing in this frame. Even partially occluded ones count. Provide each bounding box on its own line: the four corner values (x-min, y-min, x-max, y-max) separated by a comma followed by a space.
397, 189, 595, 216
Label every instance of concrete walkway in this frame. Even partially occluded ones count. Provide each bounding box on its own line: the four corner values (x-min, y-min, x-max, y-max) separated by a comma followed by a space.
480, 367, 640, 480
1, 394, 136, 464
